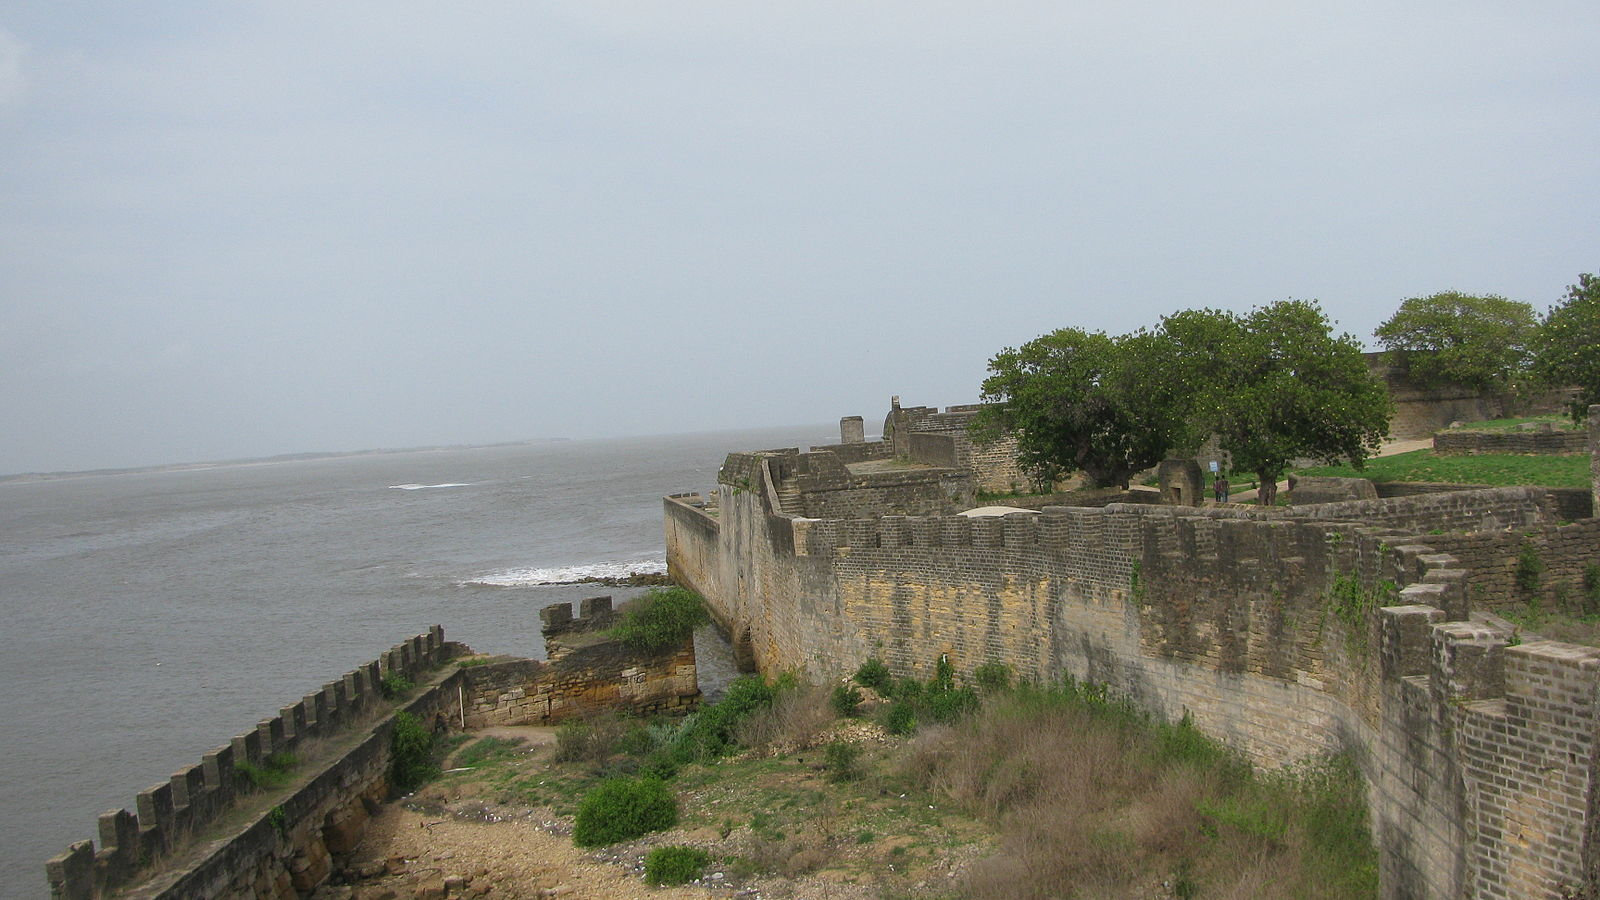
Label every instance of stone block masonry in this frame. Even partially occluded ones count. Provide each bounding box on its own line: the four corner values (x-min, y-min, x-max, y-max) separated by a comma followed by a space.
46, 628, 455, 900
667, 430, 1600, 899
1434, 428, 1588, 455
460, 596, 700, 729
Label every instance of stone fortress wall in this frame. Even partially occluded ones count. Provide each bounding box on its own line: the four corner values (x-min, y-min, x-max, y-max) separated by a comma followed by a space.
48, 629, 457, 900
46, 598, 701, 899
663, 405, 1600, 900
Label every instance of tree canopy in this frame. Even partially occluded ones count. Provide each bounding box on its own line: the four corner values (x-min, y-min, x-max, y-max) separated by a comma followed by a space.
976, 300, 1392, 504
1189, 301, 1392, 504
1373, 291, 1538, 392
975, 327, 1195, 490
1533, 273, 1600, 422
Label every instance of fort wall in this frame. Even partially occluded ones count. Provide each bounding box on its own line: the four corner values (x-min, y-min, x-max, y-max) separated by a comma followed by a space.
669, 446, 1600, 899
47, 629, 456, 900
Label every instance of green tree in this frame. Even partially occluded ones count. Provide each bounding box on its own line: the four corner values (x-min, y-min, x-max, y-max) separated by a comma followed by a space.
1533, 273, 1600, 422
974, 327, 1195, 489
1182, 301, 1391, 505
1373, 291, 1538, 392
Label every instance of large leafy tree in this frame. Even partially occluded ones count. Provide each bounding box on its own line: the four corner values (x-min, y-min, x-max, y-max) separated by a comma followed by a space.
1533, 273, 1600, 422
1373, 291, 1538, 392
1171, 300, 1392, 505
974, 327, 1194, 489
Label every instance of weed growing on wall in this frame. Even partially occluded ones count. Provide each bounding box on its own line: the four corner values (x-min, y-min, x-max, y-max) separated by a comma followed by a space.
1516, 542, 1546, 594
380, 672, 414, 699
1328, 574, 1398, 652
235, 752, 298, 792
608, 587, 709, 653
390, 711, 436, 792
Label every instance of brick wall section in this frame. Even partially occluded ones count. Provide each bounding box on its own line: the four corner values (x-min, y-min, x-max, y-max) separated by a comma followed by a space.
884, 402, 1028, 493
1591, 406, 1599, 513
1373, 482, 1592, 522
907, 432, 959, 468
1417, 520, 1600, 612
1434, 429, 1588, 455
46, 629, 456, 900
673, 452, 1600, 899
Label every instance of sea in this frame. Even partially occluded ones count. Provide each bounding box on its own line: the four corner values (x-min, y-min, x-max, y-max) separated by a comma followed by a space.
0, 424, 832, 897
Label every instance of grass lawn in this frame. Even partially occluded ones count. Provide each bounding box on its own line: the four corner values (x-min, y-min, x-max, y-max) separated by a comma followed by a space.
1447, 413, 1582, 432
1296, 449, 1590, 489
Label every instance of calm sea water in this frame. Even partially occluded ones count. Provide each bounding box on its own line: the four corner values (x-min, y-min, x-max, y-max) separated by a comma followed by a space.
0, 424, 828, 897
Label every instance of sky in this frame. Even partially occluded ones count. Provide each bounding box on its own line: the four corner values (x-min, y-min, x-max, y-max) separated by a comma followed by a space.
2, 3, 1597, 475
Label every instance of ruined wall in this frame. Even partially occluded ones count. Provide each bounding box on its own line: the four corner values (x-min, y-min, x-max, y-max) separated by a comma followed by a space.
884, 402, 1028, 493
461, 598, 699, 727
1366, 354, 1572, 440
47, 629, 456, 900
674, 457, 1600, 899
1434, 429, 1588, 455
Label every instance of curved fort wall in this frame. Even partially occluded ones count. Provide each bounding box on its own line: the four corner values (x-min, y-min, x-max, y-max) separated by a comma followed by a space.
665, 424, 1600, 900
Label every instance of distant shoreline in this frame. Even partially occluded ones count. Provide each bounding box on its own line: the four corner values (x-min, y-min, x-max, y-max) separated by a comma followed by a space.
0, 438, 572, 485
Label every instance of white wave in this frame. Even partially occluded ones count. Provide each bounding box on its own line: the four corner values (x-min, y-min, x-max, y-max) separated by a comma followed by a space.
388, 482, 473, 491
464, 558, 668, 587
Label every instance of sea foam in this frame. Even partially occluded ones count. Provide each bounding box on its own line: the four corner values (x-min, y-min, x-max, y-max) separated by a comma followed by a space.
388, 482, 474, 491
464, 558, 668, 587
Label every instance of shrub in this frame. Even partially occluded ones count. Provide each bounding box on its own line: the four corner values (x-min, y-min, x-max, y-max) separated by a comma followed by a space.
733, 681, 832, 755
830, 684, 863, 718
645, 845, 710, 886
390, 711, 436, 792
380, 671, 414, 699
853, 657, 892, 692
554, 714, 632, 768
883, 701, 918, 735
1584, 564, 1600, 613
1516, 542, 1545, 594
974, 661, 1012, 693
924, 685, 978, 724
824, 740, 862, 783
608, 587, 709, 652
572, 776, 677, 847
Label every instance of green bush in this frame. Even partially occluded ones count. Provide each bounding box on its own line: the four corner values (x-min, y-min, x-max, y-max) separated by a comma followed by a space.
830, 684, 863, 718
644, 845, 710, 885
853, 657, 892, 692
380, 671, 414, 699
883, 701, 918, 735
1516, 542, 1545, 594
608, 587, 709, 652
390, 711, 437, 792
572, 776, 678, 847
924, 685, 978, 724
235, 752, 298, 792
974, 661, 1012, 693
824, 740, 862, 783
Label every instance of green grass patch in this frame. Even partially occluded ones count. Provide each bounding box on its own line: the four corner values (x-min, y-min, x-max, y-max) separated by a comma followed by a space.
1447, 414, 1579, 432
1296, 448, 1589, 488
235, 752, 298, 792
453, 736, 525, 768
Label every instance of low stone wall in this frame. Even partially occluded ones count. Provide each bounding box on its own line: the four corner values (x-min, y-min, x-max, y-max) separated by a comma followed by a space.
461, 598, 700, 728
1433, 428, 1587, 455
1371, 483, 1593, 522
907, 432, 959, 468
807, 440, 892, 465
46, 629, 456, 900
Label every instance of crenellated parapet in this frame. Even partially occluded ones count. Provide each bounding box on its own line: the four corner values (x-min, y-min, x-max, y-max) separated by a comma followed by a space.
45, 627, 450, 900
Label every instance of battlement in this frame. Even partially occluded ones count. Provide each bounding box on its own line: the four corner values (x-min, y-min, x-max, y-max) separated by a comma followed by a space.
45, 628, 449, 900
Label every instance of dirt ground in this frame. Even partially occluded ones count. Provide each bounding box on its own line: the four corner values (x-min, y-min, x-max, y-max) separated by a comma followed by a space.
312, 725, 900, 900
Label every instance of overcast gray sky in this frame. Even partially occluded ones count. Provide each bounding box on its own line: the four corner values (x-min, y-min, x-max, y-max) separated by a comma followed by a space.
2, 3, 1596, 474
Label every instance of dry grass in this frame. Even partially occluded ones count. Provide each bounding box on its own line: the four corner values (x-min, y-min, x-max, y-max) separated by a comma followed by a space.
732, 681, 835, 756
902, 684, 1377, 900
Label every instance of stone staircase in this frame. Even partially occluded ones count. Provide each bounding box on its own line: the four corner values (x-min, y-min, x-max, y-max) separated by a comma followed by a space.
775, 479, 805, 517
